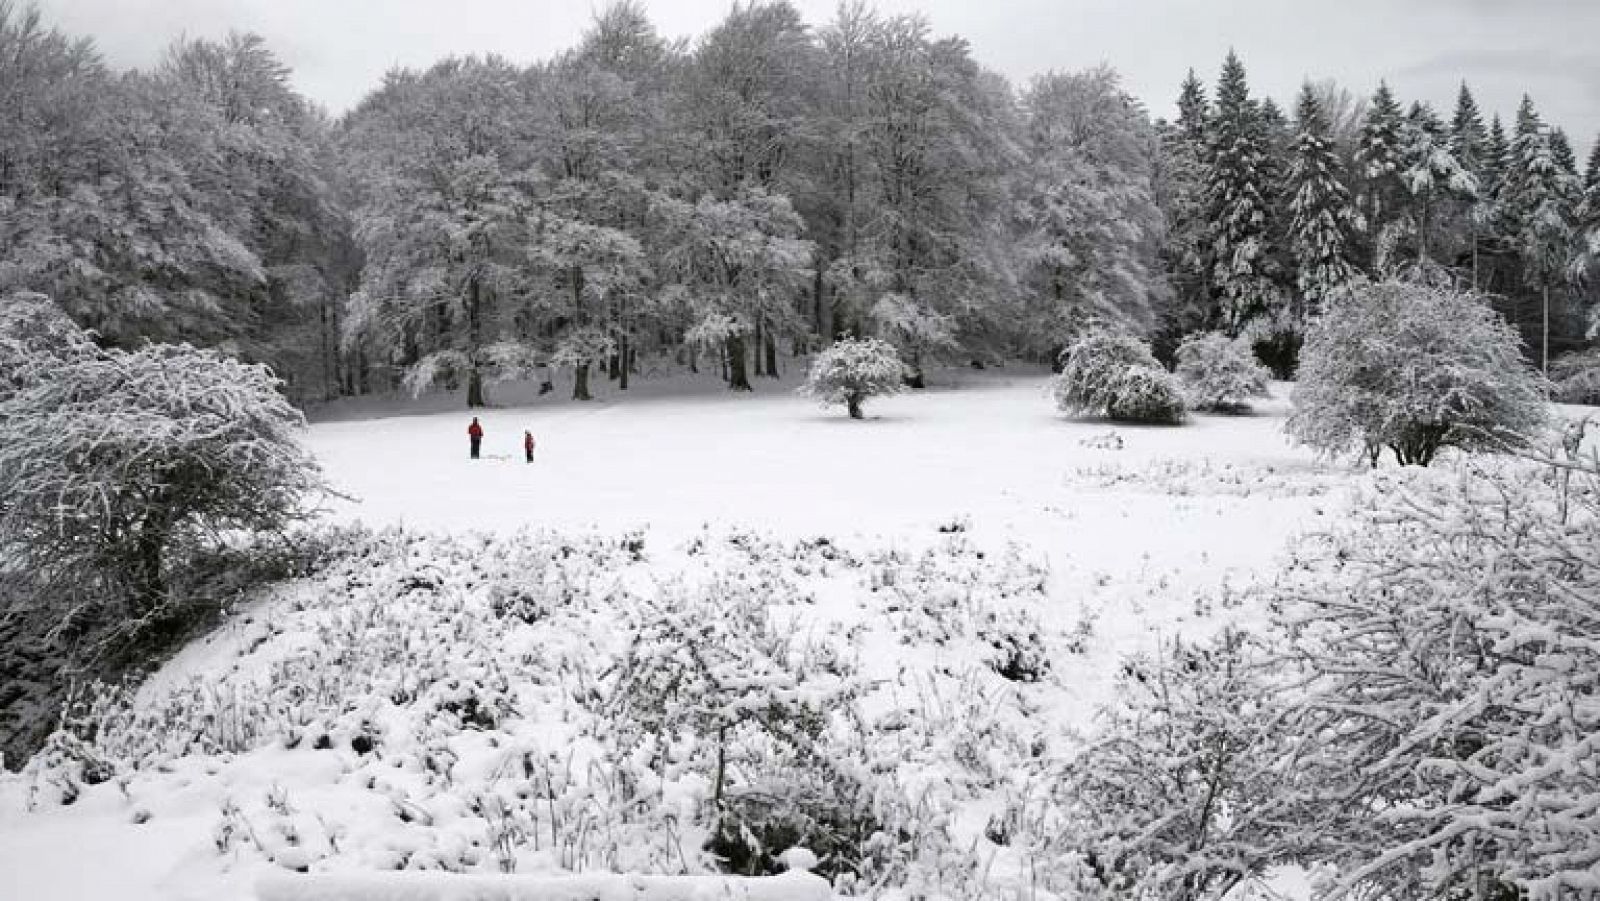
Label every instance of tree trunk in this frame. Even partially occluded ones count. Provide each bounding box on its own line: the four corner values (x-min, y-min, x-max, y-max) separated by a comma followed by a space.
1542, 285, 1550, 380
467, 367, 487, 408
764, 331, 778, 378
130, 530, 166, 615
726, 334, 752, 391
574, 363, 592, 401
847, 393, 863, 420
618, 334, 630, 391
752, 321, 765, 377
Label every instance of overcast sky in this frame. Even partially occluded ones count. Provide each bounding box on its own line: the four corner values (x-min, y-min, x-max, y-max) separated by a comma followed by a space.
32, 0, 1600, 145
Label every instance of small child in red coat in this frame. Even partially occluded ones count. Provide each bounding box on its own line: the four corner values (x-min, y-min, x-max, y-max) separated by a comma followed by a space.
523, 430, 536, 464
468, 417, 484, 460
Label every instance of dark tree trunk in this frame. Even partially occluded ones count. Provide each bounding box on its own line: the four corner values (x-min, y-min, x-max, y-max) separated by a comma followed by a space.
752, 321, 766, 377
574, 363, 592, 401
618, 335, 630, 391
763, 331, 778, 378
726, 334, 752, 391
466, 368, 487, 408
847, 393, 863, 420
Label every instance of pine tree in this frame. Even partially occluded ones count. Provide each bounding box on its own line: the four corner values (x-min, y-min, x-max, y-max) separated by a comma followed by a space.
1485, 113, 1511, 199
1202, 51, 1279, 333
1402, 101, 1474, 266
1285, 83, 1363, 318
1586, 137, 1600, 191
1450, 82, 1487, 174
1176, 68, 1208, 145
1551, 128, 1579, 176
1355, 82, 1407, 271
1504, 95, 1577, 373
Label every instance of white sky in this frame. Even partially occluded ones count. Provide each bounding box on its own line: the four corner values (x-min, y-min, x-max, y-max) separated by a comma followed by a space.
32, 0, 1600, 146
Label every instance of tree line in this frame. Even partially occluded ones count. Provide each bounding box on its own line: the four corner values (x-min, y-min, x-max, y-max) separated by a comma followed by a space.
2, 0, 1597, 406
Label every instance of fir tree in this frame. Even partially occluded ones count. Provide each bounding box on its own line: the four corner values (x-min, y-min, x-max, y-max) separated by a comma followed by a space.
1586, 136, 1600, 191
1355, 81, 1407, 271
1450, 82, 1486, 175
1504, 95, 1577, 372
1485, 113, 1511, 199
1551, 128, 1579, 176
1402, 101, 1474, 266
1176, 69, 1209, 145
1285, 83, 1362, 318
1202, 51, 1279, 333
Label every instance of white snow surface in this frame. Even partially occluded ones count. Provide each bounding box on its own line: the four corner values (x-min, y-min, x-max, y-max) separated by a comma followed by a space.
0, 369, 1357, 901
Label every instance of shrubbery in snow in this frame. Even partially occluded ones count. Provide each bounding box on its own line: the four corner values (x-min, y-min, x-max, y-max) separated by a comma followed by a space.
1173, 331, 1271, 413
1287, 280, 1549, 466
799, 337, 907, 419
0, 294, 324, 616
1550, 347, 1600, 406
1053, 331, 1186, 424
1066, 445, 1600, 899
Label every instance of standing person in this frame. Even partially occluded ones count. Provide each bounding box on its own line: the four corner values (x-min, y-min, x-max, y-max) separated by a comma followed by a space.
468, 417, 484, 460
523, 430, 536, 464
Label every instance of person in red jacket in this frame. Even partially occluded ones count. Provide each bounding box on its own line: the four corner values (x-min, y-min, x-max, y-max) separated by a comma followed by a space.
468, 417, 484, 459
523, 430, 536, 464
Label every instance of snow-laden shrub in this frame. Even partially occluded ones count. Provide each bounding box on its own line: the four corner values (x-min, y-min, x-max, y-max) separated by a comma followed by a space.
1266, 447, 1600, 899
1550, 347, 1600, 406
799, 337, 907, 419
1287, 280, 1549, 466
0, 305, 325, 614
1053, 331, 1186, 424
1056, 630, 1310, 901
1174, 331, 1271, 413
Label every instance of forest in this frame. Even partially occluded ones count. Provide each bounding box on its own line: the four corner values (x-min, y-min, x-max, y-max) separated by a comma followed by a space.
3, 0, 1597, 408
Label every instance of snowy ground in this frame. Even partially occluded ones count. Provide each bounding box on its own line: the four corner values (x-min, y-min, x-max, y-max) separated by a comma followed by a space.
0, 368, 1358, 901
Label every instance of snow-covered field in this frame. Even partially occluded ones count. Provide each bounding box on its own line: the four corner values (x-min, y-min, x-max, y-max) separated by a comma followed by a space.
0, 369, 1354, 901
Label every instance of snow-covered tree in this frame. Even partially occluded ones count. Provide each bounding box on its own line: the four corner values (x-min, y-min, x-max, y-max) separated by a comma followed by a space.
1287, 280, 1548, 466
1401, 101, 1476, 268
1154, 71, 1214, 349
1202, 52, 1279, 333
1284, 84, 1363, 318
1174, 331, 1271, 413
1503, 96, 1579, 373
1054, 330, 1186, 424
0, 299, 323, 613
798, 336, 907, 419
1021, 66, 1167, 353
1355, 82, 1408, 272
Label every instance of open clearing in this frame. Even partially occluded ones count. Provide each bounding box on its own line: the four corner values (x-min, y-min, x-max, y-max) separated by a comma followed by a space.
0, 370, 1352, 901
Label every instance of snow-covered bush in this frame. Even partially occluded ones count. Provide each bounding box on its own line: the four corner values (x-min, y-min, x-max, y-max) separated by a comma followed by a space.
1058, 631, 1312, 901
1053, 331, 1186, 424
1287, 281, 1548, 466
1174, 331, 1271, 413
799, 337, 907, 419
1266, 448, 1600, 899
0, 309, 325, 613
1550, 347, 1600, 406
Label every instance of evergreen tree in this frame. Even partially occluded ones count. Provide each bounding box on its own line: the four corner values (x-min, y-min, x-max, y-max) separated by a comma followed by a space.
1355, 82, 1407, 272
1176, 68, 1208, 144
1586, 137, 1600, 191
1202, 51, 1279, 333
1402, 101, 1474, 267
1551, 128, 1579, 176
1450, 82, 1486, 174
1504, 95, 1577, 372
1285, 84, 1363, 318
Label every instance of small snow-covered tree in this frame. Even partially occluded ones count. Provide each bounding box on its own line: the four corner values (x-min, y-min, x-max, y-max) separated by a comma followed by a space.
1285, 84, 1364, 320
1287, 280, 1548, 466
1174, 331, 1271, 413
1054, 330, 1186, 424
799, 336, 907, 420
0, 304, 323, 613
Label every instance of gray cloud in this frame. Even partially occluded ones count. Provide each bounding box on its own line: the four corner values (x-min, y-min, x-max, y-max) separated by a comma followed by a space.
28, 0, 1600, 144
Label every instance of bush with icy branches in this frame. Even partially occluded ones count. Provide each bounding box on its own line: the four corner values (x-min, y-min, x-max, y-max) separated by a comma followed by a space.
1174, 331, 1271, 413
1287, 280, 1548, 466
1053, 331, 1186, 424
0, 302, 324, 614
798, 337, 907, 419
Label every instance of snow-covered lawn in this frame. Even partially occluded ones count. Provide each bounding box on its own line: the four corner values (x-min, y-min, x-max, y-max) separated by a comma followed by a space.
0, 369, 1353, 901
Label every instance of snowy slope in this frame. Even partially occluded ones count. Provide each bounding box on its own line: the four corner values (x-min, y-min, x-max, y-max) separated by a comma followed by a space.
0, 370, 1353, 901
